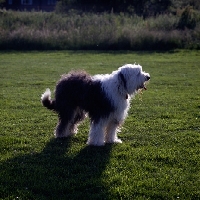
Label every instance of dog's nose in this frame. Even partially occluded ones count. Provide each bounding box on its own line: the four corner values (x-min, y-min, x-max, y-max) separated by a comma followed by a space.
146, 75, 150, 81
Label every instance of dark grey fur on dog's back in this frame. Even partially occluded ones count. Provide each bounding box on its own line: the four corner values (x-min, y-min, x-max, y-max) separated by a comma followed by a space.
42, 71, 114, 123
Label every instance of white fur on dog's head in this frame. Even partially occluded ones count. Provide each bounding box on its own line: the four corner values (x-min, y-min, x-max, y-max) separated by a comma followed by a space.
117, 64, 150, 96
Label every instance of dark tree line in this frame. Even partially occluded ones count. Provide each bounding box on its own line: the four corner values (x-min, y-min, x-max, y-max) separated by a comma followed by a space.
59, 0, 200, 17
61, 0, 171, 16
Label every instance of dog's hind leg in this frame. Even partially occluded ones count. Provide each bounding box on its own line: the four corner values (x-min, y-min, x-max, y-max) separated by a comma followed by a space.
87, 118, 107, 146
105, 120, 122, 144
69, 107, 86, 135
55, 108, 75, 138
55, 117, 71, 138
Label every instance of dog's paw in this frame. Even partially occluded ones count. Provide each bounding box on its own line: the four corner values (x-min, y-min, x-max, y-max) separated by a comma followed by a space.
105, 138, 122, 144
114, 138, 123, 143
86, 140, 105, 146
55, 134, 69, 138
54, 130, 75, 138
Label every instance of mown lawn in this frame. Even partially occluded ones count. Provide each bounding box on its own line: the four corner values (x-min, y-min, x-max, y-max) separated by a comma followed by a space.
0, 50, 199, 199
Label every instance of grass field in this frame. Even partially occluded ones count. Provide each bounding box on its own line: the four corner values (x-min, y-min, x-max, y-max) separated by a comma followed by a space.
0, 50, 200, 199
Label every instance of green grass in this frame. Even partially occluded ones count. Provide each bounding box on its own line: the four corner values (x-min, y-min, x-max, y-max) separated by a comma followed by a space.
0, 50, 200, 199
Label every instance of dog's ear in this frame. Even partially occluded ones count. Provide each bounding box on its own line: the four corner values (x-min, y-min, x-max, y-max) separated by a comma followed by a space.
136, 66, 142, 76
118, 72, 127, 90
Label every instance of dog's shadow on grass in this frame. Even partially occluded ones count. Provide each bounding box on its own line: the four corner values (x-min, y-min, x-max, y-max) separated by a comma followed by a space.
1, 138, 113, 199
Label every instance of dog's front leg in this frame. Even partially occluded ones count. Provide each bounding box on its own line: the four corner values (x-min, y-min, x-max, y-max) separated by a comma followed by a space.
105, 120, 122, 144
87, 119, 106, 146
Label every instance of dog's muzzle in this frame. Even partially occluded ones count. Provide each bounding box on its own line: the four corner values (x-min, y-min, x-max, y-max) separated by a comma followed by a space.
143, 74, 150, 90
138, 74, 150, 90
145, 74, 150, 81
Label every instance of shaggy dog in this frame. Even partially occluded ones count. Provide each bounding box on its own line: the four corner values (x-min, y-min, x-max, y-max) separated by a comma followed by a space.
41, 64, 150, 146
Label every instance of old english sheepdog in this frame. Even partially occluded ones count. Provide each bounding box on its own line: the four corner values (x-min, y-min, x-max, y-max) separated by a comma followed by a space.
41, 64, 150, 146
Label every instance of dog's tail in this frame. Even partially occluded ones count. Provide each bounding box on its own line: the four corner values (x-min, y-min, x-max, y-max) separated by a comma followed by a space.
41, 88, 55, 111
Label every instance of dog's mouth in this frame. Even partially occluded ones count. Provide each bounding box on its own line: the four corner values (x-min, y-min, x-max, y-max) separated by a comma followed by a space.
139, 74, 150, 90
138, 82, 147, 90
